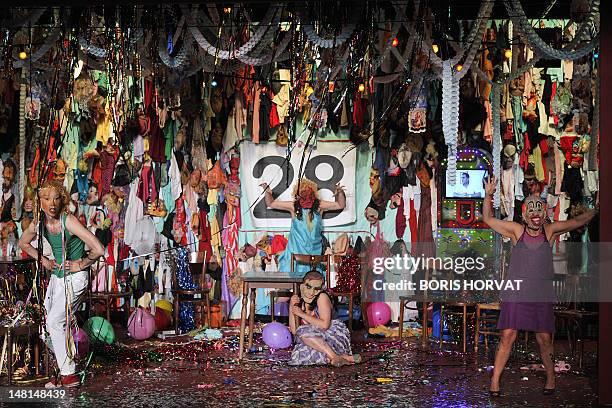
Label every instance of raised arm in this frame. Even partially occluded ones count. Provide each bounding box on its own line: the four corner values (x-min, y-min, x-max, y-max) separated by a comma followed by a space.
319, 184, 346, 213
483, 176, 523, 242
545, 204, 599, 241
260, 183, 294, 214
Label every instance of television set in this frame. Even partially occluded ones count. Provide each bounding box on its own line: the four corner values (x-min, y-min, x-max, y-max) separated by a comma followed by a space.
445, 169, 488, 198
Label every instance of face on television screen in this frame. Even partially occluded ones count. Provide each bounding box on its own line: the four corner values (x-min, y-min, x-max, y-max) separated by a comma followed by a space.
446, 169, 487, 198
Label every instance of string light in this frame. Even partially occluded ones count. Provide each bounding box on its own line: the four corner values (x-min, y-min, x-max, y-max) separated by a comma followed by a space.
455, 64, 463, 72
432, 44, 439, 53
391, 38, 399, 47
358, 83, 365, 92
211, 80, 218, 87
504, 49, 512, 59
18, 51, 27, 60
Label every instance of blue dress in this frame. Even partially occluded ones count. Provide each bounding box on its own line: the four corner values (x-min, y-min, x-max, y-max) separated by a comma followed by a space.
277, 209, 324, 278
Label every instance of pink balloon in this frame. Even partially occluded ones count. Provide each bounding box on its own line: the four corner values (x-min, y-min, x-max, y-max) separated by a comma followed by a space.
367, 302, 392, 327
128, 307, 156, 340
72, 327, 90, 360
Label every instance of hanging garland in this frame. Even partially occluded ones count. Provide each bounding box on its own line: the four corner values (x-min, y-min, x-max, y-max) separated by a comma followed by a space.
13, 29, 61, 69
504, 0, 599, 61
441, 60, 460, 185
302, 23, 356, 49
185, 5, 280, 60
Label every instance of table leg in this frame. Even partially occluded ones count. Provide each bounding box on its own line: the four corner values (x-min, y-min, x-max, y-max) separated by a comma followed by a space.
421, 302, 428, 346
248, 288, 257, 348
34, 335, 40, 376
238, 282, 248, 360
462, 305, 467, 354
293, 283, 300, 332
7, 331, 12, 386
348, 295, 354, 332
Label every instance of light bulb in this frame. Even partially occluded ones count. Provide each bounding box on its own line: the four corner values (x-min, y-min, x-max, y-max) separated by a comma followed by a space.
504, 49, 512, 59
455, 64, 463, 71
432, 44, 439, 53
392, 38, 399, 47
358, 83, 365, 92
18, 51, 27, 60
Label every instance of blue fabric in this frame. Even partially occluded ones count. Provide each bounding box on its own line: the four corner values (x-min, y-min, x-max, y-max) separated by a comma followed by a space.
277, 209, 324, 278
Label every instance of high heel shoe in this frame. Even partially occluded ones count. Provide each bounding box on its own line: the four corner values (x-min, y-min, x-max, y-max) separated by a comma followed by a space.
489, 389, 501, 397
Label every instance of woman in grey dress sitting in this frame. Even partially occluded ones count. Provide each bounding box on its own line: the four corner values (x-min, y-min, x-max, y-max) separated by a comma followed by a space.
288, 271, 361, 367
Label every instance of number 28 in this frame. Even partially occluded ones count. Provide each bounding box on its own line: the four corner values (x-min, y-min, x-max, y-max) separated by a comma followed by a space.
253, 155, 344, 219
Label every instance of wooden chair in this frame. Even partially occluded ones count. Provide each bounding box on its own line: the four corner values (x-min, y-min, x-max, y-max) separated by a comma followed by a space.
439, 301, 476, 353
474, 303, 501, 352
399, 268, 431, 344
89, 260, 132, 326
172, 251, 211, 335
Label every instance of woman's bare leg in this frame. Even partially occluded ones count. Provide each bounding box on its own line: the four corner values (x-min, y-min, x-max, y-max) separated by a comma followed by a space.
490, 329, 517, 391
300, 336, 339, 362
535, 332, 555, 390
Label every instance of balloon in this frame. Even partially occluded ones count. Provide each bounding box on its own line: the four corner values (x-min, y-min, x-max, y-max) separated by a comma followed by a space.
155, 299, 173, 314
128, 307, 156, 340
84, 316, 115, 344
367, 302, 392, 327
154, 309, 172, 331
273, 302, 289, 317
72, 327, 90, 360
262, 322, 293, 349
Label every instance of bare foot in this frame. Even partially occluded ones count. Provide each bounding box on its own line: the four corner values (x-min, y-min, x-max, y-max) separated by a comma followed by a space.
329, 355, 350, 367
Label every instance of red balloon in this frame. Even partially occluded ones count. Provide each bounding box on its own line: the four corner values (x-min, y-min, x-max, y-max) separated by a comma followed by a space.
154, 309, 172, 331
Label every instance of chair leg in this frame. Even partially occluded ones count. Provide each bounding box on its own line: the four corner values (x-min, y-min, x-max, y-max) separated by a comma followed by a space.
348, 295, 354, 332
474, 306, 481, 352
34, 335, 40, 376
439, 305, 444, 349
270, 294, 275, 322
206, 296, 211, 328
7, 331, 13, 386
399, 300, 405, 339
174, 298, 180, 335
462, 305, 467, 354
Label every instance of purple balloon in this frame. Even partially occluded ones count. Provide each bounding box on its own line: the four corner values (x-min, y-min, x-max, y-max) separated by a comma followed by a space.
262, 322, 293, 349
128, 308, 156, 340
72, 327, 90, 360
367, 302, 392, 327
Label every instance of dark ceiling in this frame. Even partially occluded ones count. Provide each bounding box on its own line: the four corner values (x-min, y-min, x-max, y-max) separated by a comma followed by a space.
0, 0, 577, 20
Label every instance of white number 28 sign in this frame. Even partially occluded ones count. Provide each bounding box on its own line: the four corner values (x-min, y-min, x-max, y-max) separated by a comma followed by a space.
240, 141, 356, 228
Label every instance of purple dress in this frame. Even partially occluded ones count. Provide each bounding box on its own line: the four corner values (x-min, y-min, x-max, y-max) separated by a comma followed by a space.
497, 228, 556, 333
289, 296, 352, 366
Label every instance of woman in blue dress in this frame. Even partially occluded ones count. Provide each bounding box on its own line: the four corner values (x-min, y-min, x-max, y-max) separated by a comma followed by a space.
260, 178, 345, 278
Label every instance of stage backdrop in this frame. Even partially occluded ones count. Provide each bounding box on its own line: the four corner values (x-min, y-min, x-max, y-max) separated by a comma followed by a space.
240, 141, 356, 228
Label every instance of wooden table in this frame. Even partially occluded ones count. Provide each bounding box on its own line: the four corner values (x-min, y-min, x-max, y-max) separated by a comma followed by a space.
0, 322, 47, 385
238, 272, 302, 360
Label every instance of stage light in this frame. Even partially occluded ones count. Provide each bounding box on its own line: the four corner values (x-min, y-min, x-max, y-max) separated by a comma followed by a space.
18, 51, 27, 60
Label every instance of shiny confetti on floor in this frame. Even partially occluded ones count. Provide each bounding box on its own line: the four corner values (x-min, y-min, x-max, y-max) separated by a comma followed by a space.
18, 326, 596, 408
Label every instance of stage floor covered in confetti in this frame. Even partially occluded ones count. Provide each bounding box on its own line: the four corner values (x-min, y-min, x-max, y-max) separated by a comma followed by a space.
12, 325, 599, 407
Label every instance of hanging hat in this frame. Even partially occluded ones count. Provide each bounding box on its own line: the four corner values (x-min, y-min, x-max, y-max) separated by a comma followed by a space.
503, 144, 517, 157
405, 132, 424, 153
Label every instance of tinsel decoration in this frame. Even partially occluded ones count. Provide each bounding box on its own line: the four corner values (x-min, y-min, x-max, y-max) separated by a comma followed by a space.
491, 84, 502, 208
174, 247, 196, 333
335, 255, 361, 294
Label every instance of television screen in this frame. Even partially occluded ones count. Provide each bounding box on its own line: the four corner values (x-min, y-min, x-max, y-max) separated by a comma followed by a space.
445, 169, 488, 198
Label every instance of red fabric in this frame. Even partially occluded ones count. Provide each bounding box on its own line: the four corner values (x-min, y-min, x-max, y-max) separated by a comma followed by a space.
198, 211, 213, 263
137, 164, 158, 204
270, 235, 288, 254
409, 198, 417, 244
519, 133, 532, 170
540, 139, 549, 184
395, 197, 407, 239
559, 135, 578, 164
352, 93, 365, 127
144, 80, 154, 110
269, 92, 280, 128
550, 82, 558, 126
